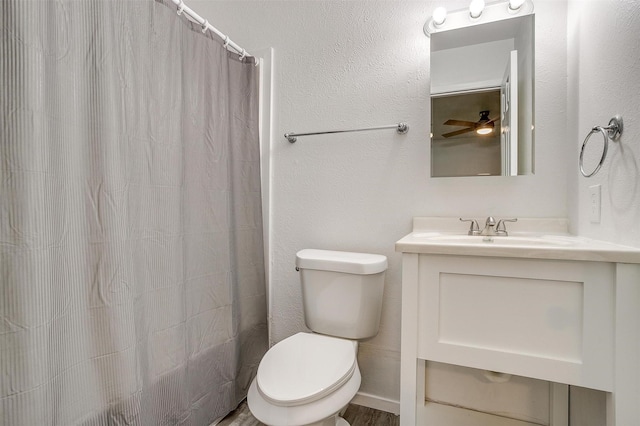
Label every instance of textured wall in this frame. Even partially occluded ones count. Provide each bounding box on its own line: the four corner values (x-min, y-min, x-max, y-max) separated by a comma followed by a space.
567, 0, 640, 247
190, 0, 569, 404
566, 1, 640, 423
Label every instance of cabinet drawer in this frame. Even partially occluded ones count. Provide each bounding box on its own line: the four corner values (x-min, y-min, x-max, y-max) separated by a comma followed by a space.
417, 255, 614, 391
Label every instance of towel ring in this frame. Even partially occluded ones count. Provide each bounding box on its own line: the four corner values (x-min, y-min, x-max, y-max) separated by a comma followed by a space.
579, 115, 623, 177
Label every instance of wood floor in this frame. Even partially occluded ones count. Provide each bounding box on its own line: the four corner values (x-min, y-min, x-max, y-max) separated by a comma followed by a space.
216, 401, 400, 426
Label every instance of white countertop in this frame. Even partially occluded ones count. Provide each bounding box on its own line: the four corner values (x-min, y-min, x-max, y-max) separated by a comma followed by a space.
395, 217, 640, 264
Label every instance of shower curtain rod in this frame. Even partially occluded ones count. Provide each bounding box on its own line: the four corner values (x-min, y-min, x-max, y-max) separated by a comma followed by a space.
171, 0, 257, 65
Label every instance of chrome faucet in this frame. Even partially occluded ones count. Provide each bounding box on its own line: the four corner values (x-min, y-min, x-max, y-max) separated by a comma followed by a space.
480, 216, 497, 236
461, 217, 518, 236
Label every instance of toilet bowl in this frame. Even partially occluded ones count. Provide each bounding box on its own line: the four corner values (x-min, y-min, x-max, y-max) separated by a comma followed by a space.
247, 332, 360, 426
247, 249, 387, 426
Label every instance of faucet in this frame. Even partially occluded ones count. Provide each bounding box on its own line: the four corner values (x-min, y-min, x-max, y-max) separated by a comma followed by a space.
480, 216, 497, 236
461, 217, 518, 236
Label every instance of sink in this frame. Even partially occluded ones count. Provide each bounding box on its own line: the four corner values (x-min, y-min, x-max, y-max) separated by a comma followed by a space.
396, 217, 640, 264
411, 233, 574, 247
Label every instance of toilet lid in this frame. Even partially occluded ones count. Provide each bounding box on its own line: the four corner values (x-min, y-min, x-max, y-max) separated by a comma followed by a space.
256, 332, 357, 407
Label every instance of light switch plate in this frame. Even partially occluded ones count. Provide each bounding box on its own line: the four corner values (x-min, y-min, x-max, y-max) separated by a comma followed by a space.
589, 185, 601, 223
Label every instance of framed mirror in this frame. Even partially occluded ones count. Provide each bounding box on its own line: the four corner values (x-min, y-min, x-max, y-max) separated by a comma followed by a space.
428, 5, 535, 177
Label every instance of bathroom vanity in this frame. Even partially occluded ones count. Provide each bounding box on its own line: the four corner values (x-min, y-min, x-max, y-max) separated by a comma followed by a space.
396, 218, 640, 426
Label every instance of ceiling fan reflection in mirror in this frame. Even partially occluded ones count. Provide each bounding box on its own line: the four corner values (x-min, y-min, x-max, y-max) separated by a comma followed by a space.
442, 110, 498, 138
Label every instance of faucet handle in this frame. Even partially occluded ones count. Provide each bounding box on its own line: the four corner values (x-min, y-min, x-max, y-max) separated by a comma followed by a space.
459, 218, 480, 235
496, 218, 518, 235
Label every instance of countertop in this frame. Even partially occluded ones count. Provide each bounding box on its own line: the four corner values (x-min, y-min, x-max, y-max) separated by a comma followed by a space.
395, 217, 640, 264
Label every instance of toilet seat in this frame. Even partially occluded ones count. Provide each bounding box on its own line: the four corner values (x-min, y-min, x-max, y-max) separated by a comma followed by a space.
256, 332, 357, 407
248, 363, 361, 426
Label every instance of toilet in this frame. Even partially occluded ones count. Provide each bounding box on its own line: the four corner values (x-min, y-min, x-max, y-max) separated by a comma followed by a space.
247, 249, 388, 426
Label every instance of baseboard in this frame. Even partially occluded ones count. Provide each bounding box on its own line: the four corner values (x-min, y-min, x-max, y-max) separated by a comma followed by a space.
351, 392, 400, 416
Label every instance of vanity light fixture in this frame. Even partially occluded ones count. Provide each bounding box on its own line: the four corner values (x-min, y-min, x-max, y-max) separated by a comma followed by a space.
432, 7, 447, 26
469, 0, 485, 19
508, 0, 526, 11
424, 0, 534, 37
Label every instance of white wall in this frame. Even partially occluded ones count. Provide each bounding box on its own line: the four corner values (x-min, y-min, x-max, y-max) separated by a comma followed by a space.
190, 0, 570, 406
567, 0, 640, 247
431, 39, 513, 93
565, 1, 640, 423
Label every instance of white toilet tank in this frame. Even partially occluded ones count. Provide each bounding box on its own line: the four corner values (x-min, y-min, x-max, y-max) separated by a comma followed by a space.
295, 249, 387, 339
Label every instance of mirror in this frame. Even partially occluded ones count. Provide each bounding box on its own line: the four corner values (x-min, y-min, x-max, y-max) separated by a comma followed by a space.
429, 9, 534, 177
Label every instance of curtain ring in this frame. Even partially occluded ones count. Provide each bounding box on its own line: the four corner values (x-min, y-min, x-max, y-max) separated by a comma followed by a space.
223, 36, 230, 48
239, 49, 247, 60
201, 19, 209, 33
177, 0, 185, 15
579, 126, 608, 178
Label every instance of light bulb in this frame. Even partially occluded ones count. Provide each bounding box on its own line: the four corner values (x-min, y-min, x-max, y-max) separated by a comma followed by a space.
469, 0, 485, 18
508, 0, 526, 10
476, 127, 493, 135
432, 7, 447, 26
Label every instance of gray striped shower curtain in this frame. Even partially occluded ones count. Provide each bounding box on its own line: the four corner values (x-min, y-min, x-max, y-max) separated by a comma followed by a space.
1, 1, 268, 424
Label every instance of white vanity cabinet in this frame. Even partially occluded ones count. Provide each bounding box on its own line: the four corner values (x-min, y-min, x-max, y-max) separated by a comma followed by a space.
396, 219, 640, 426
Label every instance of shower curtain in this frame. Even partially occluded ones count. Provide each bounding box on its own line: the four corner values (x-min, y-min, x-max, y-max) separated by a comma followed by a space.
1, 1, 267, 425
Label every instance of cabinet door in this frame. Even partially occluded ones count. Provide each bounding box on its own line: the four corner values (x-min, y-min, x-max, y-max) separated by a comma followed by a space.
418, 255, 614, 391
